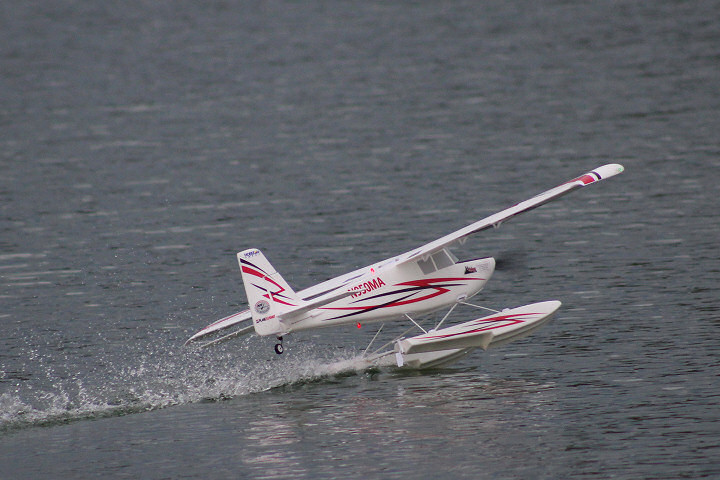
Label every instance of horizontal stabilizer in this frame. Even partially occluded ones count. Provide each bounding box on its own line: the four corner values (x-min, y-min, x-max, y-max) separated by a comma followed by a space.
195, 324, 255, 348
396, 301, 561, 355
184, 310, 252, 345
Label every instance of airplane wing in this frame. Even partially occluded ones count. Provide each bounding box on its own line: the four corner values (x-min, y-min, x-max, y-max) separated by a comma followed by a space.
396, 163, 624, 265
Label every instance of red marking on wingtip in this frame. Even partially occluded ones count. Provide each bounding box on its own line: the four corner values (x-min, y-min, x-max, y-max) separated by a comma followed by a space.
577, 174, 596, 185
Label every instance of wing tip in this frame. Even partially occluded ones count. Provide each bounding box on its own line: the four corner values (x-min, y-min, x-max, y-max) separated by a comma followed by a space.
595, 163, 625, 179
571, 163, 624, 186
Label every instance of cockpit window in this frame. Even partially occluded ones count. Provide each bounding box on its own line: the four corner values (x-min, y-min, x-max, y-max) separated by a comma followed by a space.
432, 251, 454, 270
417, 249, 457, 274
417, 257, 435, 275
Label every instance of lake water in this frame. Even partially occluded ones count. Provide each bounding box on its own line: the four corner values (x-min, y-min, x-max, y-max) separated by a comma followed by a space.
1, 1, 719, 479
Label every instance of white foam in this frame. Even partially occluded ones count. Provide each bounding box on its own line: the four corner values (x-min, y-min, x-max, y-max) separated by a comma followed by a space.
0, 345, 364, 432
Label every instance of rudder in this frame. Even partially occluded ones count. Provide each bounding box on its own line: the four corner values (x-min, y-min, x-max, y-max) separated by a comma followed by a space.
237, 248, 299, 336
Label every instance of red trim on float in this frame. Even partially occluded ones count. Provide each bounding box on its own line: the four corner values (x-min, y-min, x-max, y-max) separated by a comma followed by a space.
421, 312, 539, 340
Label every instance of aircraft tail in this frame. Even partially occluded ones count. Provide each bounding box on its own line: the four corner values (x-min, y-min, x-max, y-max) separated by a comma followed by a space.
237, 249, 300, 336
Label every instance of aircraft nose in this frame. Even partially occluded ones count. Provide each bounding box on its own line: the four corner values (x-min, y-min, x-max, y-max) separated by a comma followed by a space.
463, 257, 495, 298
465, 257, 494, 285
486, 257, 496, 276
477, 257, 495, 279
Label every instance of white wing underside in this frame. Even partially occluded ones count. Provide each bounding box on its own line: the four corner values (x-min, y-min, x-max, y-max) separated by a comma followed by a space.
395, 163, 625, 265
298, 163, 624, 298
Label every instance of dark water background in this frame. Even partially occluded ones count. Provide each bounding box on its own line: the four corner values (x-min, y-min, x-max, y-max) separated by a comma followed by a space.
2, 1, 719, 479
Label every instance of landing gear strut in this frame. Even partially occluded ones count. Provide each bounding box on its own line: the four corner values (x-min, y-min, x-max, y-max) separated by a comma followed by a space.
274, 336, 284, 355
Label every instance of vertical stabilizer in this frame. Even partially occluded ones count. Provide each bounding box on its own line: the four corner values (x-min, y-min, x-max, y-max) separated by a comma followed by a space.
237, 249, 299, 336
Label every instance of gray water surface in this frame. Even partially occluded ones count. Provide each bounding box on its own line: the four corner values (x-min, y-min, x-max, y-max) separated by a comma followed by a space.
2, 1, 719, 479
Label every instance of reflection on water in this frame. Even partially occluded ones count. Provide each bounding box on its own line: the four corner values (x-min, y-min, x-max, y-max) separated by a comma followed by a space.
221, 371, 563, 479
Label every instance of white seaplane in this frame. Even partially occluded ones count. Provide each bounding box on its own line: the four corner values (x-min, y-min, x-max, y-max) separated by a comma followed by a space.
186, 164, 624, 368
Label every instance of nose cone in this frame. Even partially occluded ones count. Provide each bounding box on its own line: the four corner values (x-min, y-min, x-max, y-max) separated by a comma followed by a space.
464, 257, 495, 298
477, 257, 495, 281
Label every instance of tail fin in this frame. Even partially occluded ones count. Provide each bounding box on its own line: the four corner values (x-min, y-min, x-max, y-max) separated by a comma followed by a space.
237, 249, 300, 336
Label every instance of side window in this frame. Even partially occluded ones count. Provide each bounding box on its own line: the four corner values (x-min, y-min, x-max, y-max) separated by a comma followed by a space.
417, 249, 456, 274
417, 257, 435, 275
432, 251, 454, 270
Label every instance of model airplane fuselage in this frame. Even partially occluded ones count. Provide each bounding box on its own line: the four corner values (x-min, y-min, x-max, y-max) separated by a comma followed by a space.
187, 164, 624, 365
240, 248, 495, 335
